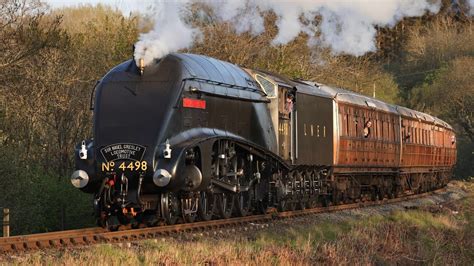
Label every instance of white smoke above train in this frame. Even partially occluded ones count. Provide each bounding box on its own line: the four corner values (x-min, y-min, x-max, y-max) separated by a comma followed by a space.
134, 0, 442, 66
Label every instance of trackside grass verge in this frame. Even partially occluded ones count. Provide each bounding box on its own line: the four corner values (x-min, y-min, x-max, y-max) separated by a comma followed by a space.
1, 180, 473, 265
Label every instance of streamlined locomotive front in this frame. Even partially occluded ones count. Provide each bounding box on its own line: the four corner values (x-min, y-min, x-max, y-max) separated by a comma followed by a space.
70, 53, 275, 227
71, 56, 187, 223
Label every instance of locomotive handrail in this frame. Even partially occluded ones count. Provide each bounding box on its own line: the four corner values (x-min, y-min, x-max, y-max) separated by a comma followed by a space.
89, 80, 100, 111
183, 77, 270, 103
183, 77, 268, 97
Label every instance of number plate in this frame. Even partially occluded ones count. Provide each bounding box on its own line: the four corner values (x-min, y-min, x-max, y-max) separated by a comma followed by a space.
100, 143, 148, 172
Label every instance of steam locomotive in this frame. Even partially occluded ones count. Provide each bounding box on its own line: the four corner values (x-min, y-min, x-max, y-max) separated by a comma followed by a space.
71, 53, 456, 228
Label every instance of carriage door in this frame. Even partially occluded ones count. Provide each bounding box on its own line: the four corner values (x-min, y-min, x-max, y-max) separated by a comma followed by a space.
278, 86, 295, 162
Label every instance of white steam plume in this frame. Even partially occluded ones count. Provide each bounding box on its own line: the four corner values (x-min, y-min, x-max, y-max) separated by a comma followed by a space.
469, 0, 474, 15
134, 0, 199, 66
134, 0, 441, 66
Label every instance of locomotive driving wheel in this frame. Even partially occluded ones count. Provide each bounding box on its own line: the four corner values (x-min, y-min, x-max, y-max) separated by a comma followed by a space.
198, 191, 216, 221
306, 170, 318, 208
298, 172, 307, 210
161, 192, 180, 225
235, 157, 252, 217
97, 211, 109, 228
235, 191, 251, 216
278, 198, 296, 211
217, 193, 234, 219
278, 199, 288, 211
182, 195, 199, 223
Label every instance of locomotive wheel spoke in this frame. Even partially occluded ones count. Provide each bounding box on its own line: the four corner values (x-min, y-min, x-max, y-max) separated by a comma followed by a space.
298, 199, 306, 210
306, 198, 317, 209
320, 195, 329, 207
108, 225, 120, 231
217, 193, 234, 219
161, 192, 180, 225
332, 190, 339, 205
280, 198, 296, 211
183, 209, 197, 223
278, 199, 288, 211
183, 212, 197, 223
97, 212, 108, 228
378, 188, 386, 200
117, 213, 130, 225
183, 197, 199, 223
198, 191, 215, 221
287, 201, 296, 211
235, 191, 251, 217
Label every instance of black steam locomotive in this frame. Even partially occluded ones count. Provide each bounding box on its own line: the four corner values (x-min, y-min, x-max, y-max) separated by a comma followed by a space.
71, 53, 456, 228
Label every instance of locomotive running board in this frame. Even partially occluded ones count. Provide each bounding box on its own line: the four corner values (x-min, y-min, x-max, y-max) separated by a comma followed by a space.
211, 179, 249, 193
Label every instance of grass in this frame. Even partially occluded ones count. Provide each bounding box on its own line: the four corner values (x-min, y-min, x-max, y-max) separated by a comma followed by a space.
1, 180, 474, 265
390, 210, 458, 229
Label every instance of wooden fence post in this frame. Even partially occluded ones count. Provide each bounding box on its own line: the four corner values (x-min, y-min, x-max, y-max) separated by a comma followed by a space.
3, 208, 9, 237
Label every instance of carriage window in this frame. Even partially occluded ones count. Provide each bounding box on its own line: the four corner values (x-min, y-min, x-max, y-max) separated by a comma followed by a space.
339, 113, 345, 136
381, 120, 384, 141
392, 123, 400, 142
387, 119, 393, 141
363, 119, 372, 138
376, 119, 380, 139
405, 126, 412, 143
376, 119, 379, 139
255, 74, 277, 98
354, 116, 359, 137
346, 114, 349, 136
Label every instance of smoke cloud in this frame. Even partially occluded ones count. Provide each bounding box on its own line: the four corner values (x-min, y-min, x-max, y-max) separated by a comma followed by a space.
134, 0, 441, 66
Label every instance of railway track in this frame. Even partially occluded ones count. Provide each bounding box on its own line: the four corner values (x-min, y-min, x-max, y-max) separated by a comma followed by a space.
0, 188, 445, 254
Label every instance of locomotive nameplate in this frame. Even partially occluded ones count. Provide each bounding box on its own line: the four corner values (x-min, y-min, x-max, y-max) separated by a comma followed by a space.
100, 143, 146, 162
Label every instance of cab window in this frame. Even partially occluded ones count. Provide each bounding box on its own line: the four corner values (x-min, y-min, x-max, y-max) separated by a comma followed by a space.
255, 74, 277, 98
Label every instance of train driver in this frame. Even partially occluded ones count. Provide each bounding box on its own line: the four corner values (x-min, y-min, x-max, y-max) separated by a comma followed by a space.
285, 92, 294, 115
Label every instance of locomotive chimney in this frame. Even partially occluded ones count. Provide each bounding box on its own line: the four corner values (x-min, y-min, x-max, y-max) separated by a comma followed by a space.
133, 45, 145, 76
139, 58, 145, 76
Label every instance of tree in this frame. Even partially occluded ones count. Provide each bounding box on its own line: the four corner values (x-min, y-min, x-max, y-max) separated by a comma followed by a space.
412, 57, 474, 142
0, 1, 139, 234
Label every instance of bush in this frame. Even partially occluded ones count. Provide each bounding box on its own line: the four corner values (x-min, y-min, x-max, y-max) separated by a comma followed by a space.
0, 150, 94, 235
